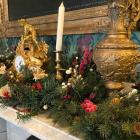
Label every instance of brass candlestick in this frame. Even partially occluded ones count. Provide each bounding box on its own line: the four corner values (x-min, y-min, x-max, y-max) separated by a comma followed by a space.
54, 51, 63, 80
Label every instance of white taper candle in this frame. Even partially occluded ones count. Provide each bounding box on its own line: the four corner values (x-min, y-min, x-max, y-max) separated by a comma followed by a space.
56, 2, 65, 61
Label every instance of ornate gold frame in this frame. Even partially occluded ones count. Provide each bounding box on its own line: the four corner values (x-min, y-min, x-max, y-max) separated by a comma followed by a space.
0, 0, 110, 38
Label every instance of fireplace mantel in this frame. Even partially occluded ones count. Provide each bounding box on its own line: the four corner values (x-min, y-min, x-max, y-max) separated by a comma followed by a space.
0, 107, 80, 140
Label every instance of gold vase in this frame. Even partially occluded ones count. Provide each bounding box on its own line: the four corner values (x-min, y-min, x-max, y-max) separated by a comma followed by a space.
93, 15, 140, 89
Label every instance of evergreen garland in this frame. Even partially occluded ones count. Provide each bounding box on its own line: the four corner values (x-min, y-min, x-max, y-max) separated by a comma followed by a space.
0, 47, 140, 140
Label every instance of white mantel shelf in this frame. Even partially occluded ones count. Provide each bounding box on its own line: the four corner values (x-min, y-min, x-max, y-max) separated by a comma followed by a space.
0, 107, 81, 140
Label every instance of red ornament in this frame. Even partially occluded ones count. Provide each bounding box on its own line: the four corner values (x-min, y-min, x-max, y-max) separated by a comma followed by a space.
81, 99, 97, 113
32, 82, 43, 91
2, 91, 11, 99
36, 82, 43, 91
63, 95, 72, 100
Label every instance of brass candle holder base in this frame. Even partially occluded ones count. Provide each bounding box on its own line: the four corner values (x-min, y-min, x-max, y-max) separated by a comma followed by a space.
55, 61, 63, 80
54, 51, 63, 80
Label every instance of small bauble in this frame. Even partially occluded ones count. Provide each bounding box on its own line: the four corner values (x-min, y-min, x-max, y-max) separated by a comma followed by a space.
89, 68, 93, 72
62, 82, 66, 86
69, 67, 72, 71
111, 98, 121, 105
136, 97, 139, 102
75, 65, 79, 68
43, 105, 48, 110
66, 70, 72, 75
62, 85, 67, 89
67, 82, 71, 86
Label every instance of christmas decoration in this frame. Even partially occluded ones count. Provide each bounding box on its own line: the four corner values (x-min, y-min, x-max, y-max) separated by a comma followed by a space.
81, 99, 97, 113
111, 97, 121, 105
13, 19, 49, 80
43, 105, 48, 110
0, 84, 11, 99
0, 37, 140, 140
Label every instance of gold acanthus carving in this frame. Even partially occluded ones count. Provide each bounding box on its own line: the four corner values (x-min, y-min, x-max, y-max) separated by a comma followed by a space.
111, 0, 140, 38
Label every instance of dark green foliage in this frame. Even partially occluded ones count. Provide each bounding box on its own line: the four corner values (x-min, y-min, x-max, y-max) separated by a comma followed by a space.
0, 74, 8, 88
0, 74, 58, 121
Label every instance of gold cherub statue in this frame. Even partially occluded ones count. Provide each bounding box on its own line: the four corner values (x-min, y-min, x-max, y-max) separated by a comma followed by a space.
13, 19, 49, 80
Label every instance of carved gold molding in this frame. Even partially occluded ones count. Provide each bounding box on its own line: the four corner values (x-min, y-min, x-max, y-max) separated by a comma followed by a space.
0, 1, 110, 38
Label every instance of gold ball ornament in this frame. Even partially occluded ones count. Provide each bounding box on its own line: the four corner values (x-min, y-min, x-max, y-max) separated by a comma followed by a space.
111, 98, 121, 105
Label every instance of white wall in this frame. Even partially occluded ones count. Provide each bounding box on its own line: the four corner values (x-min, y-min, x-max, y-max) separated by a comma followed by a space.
7, 122, 30, 140
0, 118, 7, 140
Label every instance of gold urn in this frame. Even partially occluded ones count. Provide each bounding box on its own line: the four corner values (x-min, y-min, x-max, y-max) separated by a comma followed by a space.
93, 2, 140, 89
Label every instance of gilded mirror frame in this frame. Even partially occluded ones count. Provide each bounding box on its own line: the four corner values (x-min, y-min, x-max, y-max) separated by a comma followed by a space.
0, 0, 110, 38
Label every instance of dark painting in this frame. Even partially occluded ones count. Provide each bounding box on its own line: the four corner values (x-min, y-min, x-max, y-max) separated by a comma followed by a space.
8, 0, 108, 21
